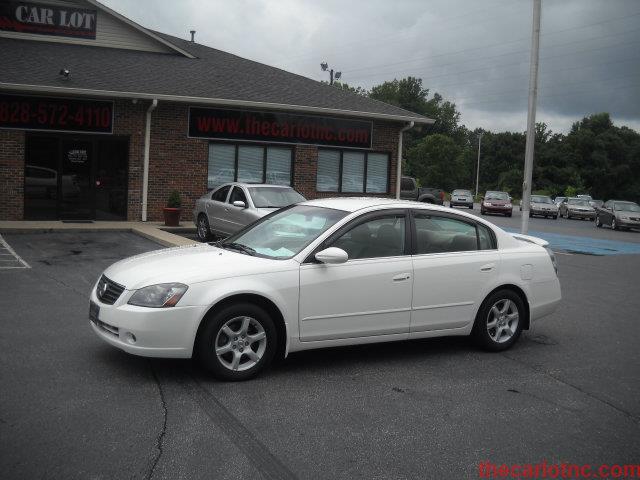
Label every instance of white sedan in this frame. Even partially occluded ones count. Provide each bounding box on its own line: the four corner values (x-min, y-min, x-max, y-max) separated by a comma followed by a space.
89, 198, 561, 381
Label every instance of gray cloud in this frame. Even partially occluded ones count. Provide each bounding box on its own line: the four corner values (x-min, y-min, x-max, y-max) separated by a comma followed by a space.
102, 0, 640, 133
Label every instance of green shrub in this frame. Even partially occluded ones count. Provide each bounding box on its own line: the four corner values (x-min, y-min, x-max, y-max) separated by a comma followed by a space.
167, 190, 182, 208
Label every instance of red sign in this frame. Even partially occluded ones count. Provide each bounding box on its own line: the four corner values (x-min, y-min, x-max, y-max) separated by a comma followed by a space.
0, 94, 113, 134
0, 2, 97, 39
188, 107, 372, 149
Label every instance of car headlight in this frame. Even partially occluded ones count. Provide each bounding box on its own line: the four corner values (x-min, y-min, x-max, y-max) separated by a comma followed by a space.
619, 215, 629, 220
128, 283, 188, 308
505, 203, 512, 208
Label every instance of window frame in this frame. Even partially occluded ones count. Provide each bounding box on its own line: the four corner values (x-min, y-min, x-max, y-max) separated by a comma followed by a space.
208, 141, 294, 189
316, 148, 391, 194
211, 184, 232, 203
409, 209, 497, 255
304, 209, 410, 263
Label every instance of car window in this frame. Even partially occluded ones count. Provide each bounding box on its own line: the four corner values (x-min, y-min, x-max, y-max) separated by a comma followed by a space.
485, 192, 508, 201
477, 224, 495, 250
401, 178, 414, 191
248, 187, 305, 208
212, 185, 231, 202
614, 202, 640, 212
331, 214, 406, 260
228, 186, 247, 205
222, 205, 348, 259
414, 214, 479, 254
567, 198, 589, 206
531, 196, 552, 203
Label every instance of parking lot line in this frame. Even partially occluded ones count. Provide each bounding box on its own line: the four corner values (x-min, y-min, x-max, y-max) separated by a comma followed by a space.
0, 235, 30, 269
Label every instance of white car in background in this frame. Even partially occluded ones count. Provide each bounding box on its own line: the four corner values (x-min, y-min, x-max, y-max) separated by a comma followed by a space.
89, 198, 561, 381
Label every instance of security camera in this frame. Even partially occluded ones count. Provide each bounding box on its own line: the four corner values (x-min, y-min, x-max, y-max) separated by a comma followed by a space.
59, 68, 70, 77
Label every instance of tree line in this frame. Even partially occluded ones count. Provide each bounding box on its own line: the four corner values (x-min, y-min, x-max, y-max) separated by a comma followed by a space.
333, 77, 640, 201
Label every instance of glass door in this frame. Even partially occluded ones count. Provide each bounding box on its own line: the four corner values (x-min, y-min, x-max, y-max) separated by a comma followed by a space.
59, 139, 94, 219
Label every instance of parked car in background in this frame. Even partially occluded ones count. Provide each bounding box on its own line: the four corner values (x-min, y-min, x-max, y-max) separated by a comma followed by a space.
526, 195, 558, 219
400, 176, 445, 205
449, 189, 474, 209
481, 191, 513, 217
558, 197, 596, 220
90, 197, 561, 381
554, 196, 567, 206
595, 200, 640, 230
589, 199, 604, 209
193, 183, 306, 241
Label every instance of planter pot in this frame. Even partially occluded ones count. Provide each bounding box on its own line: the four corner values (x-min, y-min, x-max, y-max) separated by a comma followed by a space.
163, 207, 181, 226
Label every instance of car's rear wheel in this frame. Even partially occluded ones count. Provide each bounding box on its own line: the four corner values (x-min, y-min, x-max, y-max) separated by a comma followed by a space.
197, 214, 212, 242
196, 303, 277, 381
472, 290, 524, 351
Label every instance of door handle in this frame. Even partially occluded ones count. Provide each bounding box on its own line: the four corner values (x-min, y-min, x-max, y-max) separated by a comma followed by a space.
392, 273, 411, 282
480, 263, 495, 272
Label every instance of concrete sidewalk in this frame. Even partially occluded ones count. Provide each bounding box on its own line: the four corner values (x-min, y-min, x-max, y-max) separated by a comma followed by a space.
0, 221, 198, 247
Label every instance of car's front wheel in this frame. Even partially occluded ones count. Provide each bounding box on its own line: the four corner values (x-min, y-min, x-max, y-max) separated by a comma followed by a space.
612, 218, 618, 230
472, 290, 524, 351
196, 303, 277, 381
197, 214, 212, 242
595, 215, 601, 228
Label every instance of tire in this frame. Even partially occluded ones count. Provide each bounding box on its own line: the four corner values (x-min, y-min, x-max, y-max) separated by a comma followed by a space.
469, 205, 473, 209
612, 218, 618, 231
529, 212, 532, 218
553, 215, 558, 220
506, 212, 512, 217
595, 215, 601, 227
472, 289, 525, 351
481, 209, 486, 215
196, 214, 213, 242
195, 302, 277, 381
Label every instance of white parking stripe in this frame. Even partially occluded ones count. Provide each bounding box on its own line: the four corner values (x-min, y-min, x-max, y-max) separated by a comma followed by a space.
0, 235, 30, 269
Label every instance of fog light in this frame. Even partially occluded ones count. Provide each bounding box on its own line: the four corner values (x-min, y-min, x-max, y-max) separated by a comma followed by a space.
125, 332, 137, 344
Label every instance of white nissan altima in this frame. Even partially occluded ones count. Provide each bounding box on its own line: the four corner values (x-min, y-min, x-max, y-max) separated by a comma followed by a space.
89, 198, 561, 381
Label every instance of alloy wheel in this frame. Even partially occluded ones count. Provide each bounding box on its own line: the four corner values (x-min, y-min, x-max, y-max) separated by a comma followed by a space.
215, 316, 267, 371
486, 299, 519, 344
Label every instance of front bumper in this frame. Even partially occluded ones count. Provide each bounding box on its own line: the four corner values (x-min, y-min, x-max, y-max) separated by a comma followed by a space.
483, 204, 512, 214
89, 287, 206, 358
451, 199, 473, 207
531, 208, 557, 216
617, 217, 640, 228
567, 210, 596, 218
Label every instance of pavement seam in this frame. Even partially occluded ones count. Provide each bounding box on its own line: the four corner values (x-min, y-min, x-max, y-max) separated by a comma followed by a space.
145, 365, 168, 480
181, 373, 298, 480
501, 351, 639, 423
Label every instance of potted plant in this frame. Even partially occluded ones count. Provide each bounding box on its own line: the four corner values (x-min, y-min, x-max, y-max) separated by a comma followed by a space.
163, 190, 182, 226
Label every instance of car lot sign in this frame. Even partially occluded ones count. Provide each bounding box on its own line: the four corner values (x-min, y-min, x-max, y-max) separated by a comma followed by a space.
0, 1, 97, 39
189, 107, 372, 149
0, 94, 113, 134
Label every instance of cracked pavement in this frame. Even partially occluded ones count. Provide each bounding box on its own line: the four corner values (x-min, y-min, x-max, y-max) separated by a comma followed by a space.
0, 231, 638, 479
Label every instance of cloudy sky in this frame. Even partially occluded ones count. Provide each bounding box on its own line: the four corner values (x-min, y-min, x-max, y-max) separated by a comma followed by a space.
102, 0, 640, 133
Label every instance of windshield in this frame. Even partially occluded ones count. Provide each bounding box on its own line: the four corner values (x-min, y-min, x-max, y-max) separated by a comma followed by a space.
614, 202, 640, 212
568, 199, 590, 206
220, 205, 348, 259
248, 187, 305, 208
485, 192, 508, 200
531, 196, 552, 204
453, 190, 471, 196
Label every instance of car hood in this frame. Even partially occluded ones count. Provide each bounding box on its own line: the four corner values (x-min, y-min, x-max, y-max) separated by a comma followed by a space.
103, 243, 293, 290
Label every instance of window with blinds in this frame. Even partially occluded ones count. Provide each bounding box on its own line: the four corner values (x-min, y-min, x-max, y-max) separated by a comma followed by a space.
207, 143, 293, 189
316, 149, 389, 193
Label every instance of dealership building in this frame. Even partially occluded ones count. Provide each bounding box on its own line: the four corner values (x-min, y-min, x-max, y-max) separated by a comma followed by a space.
0, 0, 432, 222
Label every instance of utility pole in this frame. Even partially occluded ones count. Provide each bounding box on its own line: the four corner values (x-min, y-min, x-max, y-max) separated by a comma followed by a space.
521, 0, 542, 234
475, 132, 483, 198
321, 62, 341, 85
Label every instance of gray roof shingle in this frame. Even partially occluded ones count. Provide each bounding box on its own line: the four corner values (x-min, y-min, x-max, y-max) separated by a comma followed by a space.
0, 32, 431, 123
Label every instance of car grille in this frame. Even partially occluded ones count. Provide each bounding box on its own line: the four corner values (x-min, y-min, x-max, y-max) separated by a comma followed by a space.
92, 317, 119, 337
96, 275, 125, 305
630, 217, 640, 221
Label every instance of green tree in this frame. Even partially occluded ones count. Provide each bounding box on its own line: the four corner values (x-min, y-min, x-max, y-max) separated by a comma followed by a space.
407, 134, 463, 191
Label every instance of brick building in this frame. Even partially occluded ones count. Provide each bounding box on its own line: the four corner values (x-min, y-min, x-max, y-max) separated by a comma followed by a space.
0, 0, 432, 222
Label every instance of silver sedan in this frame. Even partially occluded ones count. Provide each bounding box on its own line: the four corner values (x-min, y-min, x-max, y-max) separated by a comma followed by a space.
193, 183, 306, 241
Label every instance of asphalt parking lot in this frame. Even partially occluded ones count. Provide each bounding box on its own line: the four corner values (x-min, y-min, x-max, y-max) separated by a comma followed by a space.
1, 219, 639, 479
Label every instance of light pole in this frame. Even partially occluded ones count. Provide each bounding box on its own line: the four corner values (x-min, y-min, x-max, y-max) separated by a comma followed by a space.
521, 0, 542, 234
475, 132, 483, 198
321, 62, 341, 85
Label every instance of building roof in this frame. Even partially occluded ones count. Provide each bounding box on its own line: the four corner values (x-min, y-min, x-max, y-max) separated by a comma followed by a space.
0, 28, 432, 124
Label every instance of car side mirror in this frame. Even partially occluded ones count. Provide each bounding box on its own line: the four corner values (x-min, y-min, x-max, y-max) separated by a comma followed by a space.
315, 247, 348, 264
232, 200, 246, 208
